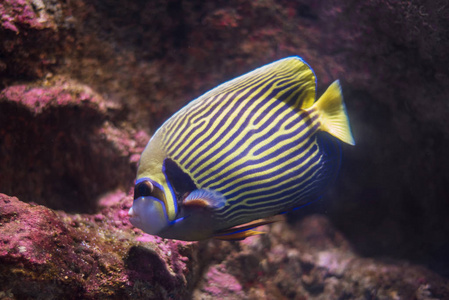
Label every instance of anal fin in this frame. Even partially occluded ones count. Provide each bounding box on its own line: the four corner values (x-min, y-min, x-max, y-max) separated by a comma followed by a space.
213, 229, 265, 241
213, 216, 283, 241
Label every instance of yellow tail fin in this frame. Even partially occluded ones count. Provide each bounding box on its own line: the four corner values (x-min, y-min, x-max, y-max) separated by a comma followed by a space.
312, 80, 355, 145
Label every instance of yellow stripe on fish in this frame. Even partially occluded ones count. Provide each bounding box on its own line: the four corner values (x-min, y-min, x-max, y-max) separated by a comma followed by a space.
129, 56, 355, 241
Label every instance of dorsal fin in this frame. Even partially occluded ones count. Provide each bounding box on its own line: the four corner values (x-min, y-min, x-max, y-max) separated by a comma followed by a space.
191, 56, 317, 110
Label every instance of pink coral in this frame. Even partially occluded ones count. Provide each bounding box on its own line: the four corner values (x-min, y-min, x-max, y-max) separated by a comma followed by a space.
195, 216, 449, 299
201, 265, 244, 298
0, 0, 46, 33
0, 193, 197, 299
1, 85, 77, 114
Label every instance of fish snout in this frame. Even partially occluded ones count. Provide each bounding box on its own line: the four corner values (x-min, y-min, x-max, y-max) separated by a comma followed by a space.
127, 197, 168, 235
128, 207, 134, 217
128, 206, 141, 228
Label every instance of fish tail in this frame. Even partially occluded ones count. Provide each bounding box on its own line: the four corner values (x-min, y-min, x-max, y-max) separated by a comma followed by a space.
311, 80, 355, 145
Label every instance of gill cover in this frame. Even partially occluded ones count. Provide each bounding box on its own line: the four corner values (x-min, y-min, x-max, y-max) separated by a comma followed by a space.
128, 179, 169, 235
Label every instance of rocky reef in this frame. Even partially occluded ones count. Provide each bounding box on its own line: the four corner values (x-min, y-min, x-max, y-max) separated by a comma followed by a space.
0, 193, 197, 299
1, 0, 449, 299
1, 191, 448, 299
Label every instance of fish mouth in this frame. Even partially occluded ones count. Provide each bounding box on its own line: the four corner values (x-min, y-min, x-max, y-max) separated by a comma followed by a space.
127, 196, 169, 235
128, 207, 134, 217
128, 207, 141, 227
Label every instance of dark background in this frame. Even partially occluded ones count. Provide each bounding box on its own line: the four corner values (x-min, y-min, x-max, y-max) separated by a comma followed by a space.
1, 0, 449, 277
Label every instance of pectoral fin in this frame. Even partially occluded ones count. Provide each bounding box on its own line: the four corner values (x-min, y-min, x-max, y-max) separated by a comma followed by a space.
183, 189, 226, 209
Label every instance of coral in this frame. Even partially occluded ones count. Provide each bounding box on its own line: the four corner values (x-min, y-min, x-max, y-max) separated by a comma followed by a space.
0, 193, 197, 299
3, 190, 446, 299
196, 264, 245, 300
0, 81, 142, 212
195, 216, 449, 299
0, 0, 72, 85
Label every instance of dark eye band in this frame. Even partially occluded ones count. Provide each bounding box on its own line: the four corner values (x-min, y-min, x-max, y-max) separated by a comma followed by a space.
134, 180, 154, 199
134, 180, 166, 202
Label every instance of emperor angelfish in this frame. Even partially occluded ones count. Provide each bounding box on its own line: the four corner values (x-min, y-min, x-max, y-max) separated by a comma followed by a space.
128, 56, 355, 241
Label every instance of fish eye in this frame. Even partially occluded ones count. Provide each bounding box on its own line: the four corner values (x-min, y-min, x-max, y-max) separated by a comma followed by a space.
134, 180, 154, 199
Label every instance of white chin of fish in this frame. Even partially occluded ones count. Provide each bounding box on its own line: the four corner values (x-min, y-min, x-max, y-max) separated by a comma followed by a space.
128, 197, 168, 235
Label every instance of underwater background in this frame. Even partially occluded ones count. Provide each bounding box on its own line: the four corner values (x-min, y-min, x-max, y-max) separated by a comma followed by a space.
1, 0, 449, 299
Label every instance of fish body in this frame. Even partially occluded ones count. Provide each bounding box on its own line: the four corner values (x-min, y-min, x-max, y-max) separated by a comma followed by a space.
128, 56, 355, 241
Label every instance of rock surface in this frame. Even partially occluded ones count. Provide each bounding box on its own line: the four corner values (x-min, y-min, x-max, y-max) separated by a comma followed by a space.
196, 216, 449, 300
1, 193, 448, 299
0, 82, 142, 213
0, 193, 198, 299
1, 0, 449, 299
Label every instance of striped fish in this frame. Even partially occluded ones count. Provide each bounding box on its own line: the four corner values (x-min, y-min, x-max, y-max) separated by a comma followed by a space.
128, 56, 355, 241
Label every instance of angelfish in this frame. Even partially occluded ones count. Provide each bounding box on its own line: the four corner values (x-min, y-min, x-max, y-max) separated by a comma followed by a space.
128, 56, 355, 241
